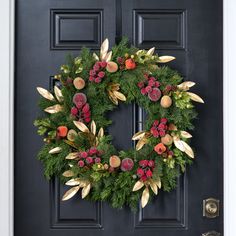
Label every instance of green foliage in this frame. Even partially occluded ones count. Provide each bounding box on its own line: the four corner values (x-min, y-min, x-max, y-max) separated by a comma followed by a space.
34, 38, 201, 210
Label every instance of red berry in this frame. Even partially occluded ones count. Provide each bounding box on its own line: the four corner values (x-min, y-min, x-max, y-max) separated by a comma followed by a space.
148, 80, 155, 87
137, 168, 145, 177
71, 107, 78, 116
141, 175, 147, 181
84, 117, 91, 123
159, 129, 166, 137
160, 118, 168, 124
158, 123, 166, 130
148, 160, 155, 168
145, 86, 152, 93
100, 61, 107, 68
78, 160, 85, 167
89, 70, 96, 76
82, 103, 90, 113
139, 160, 149, 167
94, 77, 102, 83
83, 111, 91, 118
141, 87, 147, 95
138, 82, 144, 88
80, 151, 88, 158
146, 169, 153, 178
89, 76, 94, 82
95, 157, 101, 163
98, 71, 105, 78
86, 157, 93, 164
89, 147, 97, 155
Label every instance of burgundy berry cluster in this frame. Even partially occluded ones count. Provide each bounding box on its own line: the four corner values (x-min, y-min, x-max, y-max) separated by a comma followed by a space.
163, 84, 177, 95
137, 75, 162, 101
89, 61, 107, 83
71, 93, 91, 123
137, 160, 155, 181
116, 57, 125, 70
77, 147, 103, 167
150, 118, 168, 137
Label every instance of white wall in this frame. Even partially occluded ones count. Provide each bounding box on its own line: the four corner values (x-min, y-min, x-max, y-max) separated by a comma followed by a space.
0, 0, 236, 235
0, 0, 14, 235
224, 0, 236, 235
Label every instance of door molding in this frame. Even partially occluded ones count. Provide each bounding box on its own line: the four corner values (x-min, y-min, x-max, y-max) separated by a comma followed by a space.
0, 0, 234, 235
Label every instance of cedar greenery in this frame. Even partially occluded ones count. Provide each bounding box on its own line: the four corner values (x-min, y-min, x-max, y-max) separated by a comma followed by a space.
34, 38, 202, 210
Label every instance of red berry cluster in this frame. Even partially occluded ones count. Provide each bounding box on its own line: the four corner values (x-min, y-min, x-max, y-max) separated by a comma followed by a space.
89, 61, 107, 83
150, 118, 168, 137
116, 57, 125, 70
137, 160, 155, 181
77, 147, 103, 168
163, 84, 176, 95
71, 93, 91, 123
137, 75, 162, 101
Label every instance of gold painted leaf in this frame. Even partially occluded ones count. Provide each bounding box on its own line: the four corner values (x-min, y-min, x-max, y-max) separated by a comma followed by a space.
90, 120, 96, 135
54, 86, 63, 102
98, 127, 104, 138
155, 177, 162, 189
173, 136, 186, 152
65, 178, 80, 186
100, 38, 109, 61
104, 51, 112, 62
109, 83, 120, 91
113, 91, 126, 101
186, 92, 204, 103
149, 181, 158, 195
181, 141, 195, 158
108, 91, 118, 105
49, 147, 62, 154
62, 186, 80, 201
177, 81, 195, 91
64, 140, 78, 149
93, 53, 99, 61
132, 181, 144, 191
82, 183, 91, 199
73, 121, 89, 133
132, 131, 146, 140
65, 152, 79, 160
158, 56, 175, 63
141, 187, 150, 208
62, 170, 75, 177
37, 87, 54, 101
136, 138, 147, 151
180, 131, 192, 139
147, 47, 155, 56
44, 104, 63, 114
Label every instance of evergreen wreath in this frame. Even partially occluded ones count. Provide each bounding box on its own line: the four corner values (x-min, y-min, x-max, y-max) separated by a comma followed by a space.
34, 38, 204, 210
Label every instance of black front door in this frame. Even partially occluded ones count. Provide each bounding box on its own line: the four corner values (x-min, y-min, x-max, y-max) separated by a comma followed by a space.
15, 0, 223, 235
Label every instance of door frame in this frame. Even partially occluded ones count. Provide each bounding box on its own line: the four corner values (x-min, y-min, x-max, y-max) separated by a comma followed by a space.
0, 0, 235, 235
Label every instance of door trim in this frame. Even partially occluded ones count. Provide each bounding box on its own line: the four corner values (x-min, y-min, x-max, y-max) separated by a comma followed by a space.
0, 0, 234, 235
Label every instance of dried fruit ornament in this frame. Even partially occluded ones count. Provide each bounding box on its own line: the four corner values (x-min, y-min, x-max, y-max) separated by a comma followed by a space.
34, 38, 204, 210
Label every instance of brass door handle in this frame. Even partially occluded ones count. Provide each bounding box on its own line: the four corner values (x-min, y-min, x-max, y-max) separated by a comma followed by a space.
203, 198, 220, 218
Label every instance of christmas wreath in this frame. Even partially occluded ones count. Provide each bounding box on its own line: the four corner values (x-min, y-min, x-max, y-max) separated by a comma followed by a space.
34, 38, 204, 210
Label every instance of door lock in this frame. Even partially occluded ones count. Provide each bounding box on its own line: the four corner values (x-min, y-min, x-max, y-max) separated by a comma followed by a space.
203, 198, 220, 218
202, 231, 220, 236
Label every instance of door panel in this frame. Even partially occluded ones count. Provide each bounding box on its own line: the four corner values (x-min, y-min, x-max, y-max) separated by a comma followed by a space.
15, 0, 223, 235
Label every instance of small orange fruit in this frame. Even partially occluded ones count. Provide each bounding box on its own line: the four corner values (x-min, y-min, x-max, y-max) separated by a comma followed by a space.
57, 126, 68, 137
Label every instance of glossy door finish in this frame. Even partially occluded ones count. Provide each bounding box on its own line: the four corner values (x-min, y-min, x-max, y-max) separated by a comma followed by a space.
15, 0, 223, 235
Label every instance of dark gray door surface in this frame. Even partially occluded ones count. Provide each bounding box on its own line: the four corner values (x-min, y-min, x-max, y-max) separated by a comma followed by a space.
15, 0, 223, 235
